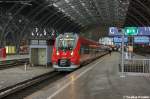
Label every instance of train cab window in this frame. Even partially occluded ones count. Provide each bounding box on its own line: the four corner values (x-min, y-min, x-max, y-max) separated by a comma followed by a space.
56, 34, 76, 51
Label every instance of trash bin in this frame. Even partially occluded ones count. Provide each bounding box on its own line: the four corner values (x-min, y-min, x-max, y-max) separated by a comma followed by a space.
0, 48, 1, 58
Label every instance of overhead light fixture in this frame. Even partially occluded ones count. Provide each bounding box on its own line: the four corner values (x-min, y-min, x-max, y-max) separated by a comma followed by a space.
44, 29, 47, 36
81, 2, 85, 6
4, 1, 32, 5
21, 3, 32, 5
32, 32, 34, 36
48, 4, 53, 6
65, 0, 70, 3
35, 27, 38, 33
53, 3, 58, 7
65, 13, 70, 17
58, 8, 61, 10
19, 19, 22, 23
71, 5, 75, 9
61, 9, 65, 12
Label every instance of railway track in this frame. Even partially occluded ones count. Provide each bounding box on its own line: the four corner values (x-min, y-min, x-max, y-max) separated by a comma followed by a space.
0, 71, 68, 99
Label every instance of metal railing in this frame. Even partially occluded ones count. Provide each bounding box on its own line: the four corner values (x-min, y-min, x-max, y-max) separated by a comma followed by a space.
119, 58, 150, 73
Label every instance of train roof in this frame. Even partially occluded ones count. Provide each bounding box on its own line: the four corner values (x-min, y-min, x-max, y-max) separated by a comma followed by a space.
56, 33, 101, 47
79, 36, 100, 47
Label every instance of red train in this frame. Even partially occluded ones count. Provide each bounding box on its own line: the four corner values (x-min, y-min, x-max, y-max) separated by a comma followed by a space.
52, 33, 107, 71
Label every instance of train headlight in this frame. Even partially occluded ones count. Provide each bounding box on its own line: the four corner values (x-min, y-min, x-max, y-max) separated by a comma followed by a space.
71, 51, 74, 56
56, 51, 59, 55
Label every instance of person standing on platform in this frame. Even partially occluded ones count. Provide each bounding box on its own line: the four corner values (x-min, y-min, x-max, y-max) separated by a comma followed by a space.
109, 48, 112, 56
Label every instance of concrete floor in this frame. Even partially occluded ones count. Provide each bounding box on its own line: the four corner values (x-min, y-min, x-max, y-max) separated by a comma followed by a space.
25, 52, 150, 99
0, 66, 53, 90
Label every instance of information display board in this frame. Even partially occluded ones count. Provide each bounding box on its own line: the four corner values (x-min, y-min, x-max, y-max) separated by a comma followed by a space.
134, 36, 149, 43
138, 27, 150, 35
109, 27, 120, 36
109, 27, 150, 36
113, 36, 128, 43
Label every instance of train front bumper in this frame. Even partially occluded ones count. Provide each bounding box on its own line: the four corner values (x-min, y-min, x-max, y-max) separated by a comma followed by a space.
53, 64, 79, 71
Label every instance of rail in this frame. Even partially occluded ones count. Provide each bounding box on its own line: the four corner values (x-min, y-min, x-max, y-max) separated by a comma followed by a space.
0, 71, 57, 98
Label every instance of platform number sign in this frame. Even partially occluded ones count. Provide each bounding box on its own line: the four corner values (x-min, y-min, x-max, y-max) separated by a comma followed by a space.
124, 27, 138, 36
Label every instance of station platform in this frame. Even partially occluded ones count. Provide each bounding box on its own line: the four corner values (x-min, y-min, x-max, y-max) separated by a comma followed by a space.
25, 52, 150, 99
0, 54, 29, 61
132, 53, 150, 59
0, 66, 53, 91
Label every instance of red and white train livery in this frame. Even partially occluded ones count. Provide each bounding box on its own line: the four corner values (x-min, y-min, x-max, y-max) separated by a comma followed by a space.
52, 33, 107, 71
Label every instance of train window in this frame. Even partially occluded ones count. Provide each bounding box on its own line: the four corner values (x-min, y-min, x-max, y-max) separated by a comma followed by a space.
89, 48, 94, 54
82, 46, 89, 54
80, 47, 84, 54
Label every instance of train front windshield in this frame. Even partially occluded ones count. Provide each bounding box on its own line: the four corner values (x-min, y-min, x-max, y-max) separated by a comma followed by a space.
56, 36, 76, 51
